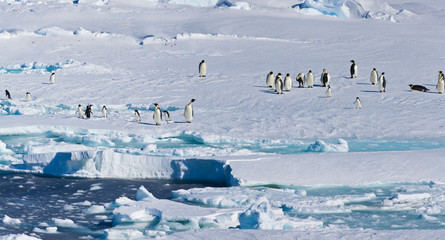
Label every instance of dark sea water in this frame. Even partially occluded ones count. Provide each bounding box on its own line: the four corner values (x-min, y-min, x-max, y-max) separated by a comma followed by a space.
0, 173, 222, 240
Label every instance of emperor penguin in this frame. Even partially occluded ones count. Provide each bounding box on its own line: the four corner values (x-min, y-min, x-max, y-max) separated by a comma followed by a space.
326, 85, 332, 98
409, 84, 429, 92
153, 103, 162, 125
296, 73, 305, 88
102, 105, 108, 118
163, 110, 171, 122
76, 104, 84, 118
49, 72, 55, 84
370, 68, 378, 85
184, 99, 195, 123
275, 74, 283, 94
266, 71, 274, 88
25, 92, 32, 102
350, 60, 357, 78
378, 72, 386, 92
274, 73, 282, 91
199, 60, 207, 77
437, 71, 444, 86
320, 69, 330, 87
354, 97, 362, 109
437, 72, 444, 94
5, 90, 11, 100
134, 110, 141, 122
284, 73, 292, 91
85, 104, 93, 119
307, 70, 314, 88
272, 73, 281, 89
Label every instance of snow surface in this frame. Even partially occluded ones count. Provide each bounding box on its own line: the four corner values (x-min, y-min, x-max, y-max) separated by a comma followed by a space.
2, 0, 445, 238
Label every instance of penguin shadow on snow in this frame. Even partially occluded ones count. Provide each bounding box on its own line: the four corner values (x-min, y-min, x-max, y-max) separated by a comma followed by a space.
360, 90, 380, 93
137, 122, 158, 126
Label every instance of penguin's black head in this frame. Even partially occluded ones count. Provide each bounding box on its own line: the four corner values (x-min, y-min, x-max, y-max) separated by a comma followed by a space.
269, 71, 273, 74
409, 84, 413, 87
351, 60, 354, 63
382, 72, 385, 75
26, 92, 30, 94
154, 103, 159, 107
440, 71, 443, 74
201, 60, 205, 62
373, 68, 376, 70
191, 99, 195, 102
286, 73, 290, 76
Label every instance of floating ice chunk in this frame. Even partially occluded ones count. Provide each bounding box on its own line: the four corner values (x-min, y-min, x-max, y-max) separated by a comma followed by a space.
90, 183, 102, 191
103, 229, 144, 240
2, 215, 21, 226
83, 205, 106, 215
33, 226, 58, 234
52, 218, 79, 228
113, 206, 161, 224
73, 200, 92, 206
307, 138, 349, 152
0, 234, 42, 240
136, 185, 157, 201
392, 193, 431, 202
0, 141, 14, 155
239, 198, 279, 229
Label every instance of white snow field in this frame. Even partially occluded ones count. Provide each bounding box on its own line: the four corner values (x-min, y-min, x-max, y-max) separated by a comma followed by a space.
1, 0, 445, 239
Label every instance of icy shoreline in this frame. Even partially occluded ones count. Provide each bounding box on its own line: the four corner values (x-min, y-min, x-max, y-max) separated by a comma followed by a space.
2, 145, 445, 187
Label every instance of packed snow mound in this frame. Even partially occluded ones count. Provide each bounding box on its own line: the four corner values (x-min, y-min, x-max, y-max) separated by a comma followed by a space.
293, 0, 414, 21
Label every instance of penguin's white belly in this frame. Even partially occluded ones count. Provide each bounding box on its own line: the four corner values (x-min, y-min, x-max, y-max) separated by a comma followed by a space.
184, 105, 193, 122
266, 75, 274, 87
437, 81, 444, 93
154, 111, 162, 124
284, 76, 292, 91
370, 72, 377, 84
307, 75, 314, 87
199, 64, 207, 76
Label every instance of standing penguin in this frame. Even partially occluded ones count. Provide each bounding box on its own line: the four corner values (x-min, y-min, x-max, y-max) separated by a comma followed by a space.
354, 97, 362, 109
85, 104, 93, 119
437, 72, 444, 94
153, 103, 162, 125
76, 104, 84, 118
350, 60, 357, 78
102, 105, 108, 118
437, 71, 444, 87
274, 73, 282, 91
370, 68, 378, 85
307, 70, 314, 88
134, 110, 141, 122
184, 99, 195, 123
284, 73, 292, 91
320, 69, 330, 87
49, 72, 55, 84
266, 71, 274, 88
5, 90, 11, 100
163, 110, 171, 122
296, 73, 305, 88
326, 85, 332, 98
25, 92, 32, 102
378, 72, 386, 92
199, 60, 207, 77
275, 78, 283, 94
